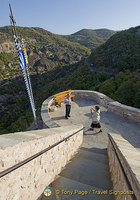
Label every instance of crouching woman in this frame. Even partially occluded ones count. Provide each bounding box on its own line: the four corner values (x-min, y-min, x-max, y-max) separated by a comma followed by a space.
90, 105, 102, 132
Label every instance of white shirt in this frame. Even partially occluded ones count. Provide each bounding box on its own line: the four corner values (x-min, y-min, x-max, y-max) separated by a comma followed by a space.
91, 110, 100, 123
64, 97, 71, 105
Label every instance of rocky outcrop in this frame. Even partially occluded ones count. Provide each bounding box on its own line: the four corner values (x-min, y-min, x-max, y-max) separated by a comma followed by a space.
0, 26, 90, 80
0, 33, 15, 53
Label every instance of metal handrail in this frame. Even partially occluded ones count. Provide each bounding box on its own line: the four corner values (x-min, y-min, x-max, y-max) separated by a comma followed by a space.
0, 127, 84, 178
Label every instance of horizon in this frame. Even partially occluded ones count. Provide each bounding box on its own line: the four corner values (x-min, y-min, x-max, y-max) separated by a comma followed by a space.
1, 24, 139, 36
0, 0, 140, 35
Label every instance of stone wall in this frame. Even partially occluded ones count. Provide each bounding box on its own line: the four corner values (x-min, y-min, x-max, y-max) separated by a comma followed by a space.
108, 101, 140, 123
107, 133, 140, 200
41, 96, 59, 128
71, 90, 114, 108
0, 125, 83, 200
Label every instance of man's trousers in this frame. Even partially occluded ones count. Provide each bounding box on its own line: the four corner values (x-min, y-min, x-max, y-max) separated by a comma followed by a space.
65, 105, 71, 118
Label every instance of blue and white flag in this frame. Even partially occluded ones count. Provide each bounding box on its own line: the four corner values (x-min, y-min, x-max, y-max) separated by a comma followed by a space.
18, 45, 25, 70
13, 35, 25, 70
21, 38, 28, 66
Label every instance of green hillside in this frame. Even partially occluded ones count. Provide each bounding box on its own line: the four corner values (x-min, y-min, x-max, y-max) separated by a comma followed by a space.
60, 29, 116, 49
0, 26, 90, 80
89, 26, 140, 73
0, 61, 108, 134
0, 26, 140, 135
1, 59, 140, 134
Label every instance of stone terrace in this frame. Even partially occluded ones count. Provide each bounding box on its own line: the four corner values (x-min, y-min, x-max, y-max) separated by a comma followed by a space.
49, 98, 140, 151
40, 92, 140, 200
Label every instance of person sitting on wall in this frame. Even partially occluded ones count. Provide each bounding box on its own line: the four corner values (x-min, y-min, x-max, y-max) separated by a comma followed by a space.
64, 93, 71, 119
90, 105, 102, 132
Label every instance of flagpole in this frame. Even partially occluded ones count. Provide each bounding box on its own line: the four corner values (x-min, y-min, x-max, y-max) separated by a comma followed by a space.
9, 4, 17, 37
9, 4, 37, 128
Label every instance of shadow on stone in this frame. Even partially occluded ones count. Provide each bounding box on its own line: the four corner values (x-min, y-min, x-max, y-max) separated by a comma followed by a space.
80, 147, 107, 155
58, 146, 112, 190
51, 116, 65, 121
84, 131, 100, 136
75, 98, 96, 107
41, 109, 48, 113
101, 110, 140, 150
84, 112, 91, 118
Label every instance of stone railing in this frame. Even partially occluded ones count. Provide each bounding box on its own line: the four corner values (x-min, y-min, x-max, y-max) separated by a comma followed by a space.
108, 133, 140, 200
41, 96, 59, 128
0, 125, 83, 200
71, 90, 114, 108
108, 101, 140, 123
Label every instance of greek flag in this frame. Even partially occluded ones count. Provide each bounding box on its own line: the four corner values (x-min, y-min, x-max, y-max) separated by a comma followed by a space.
13, 35, 25, 70
18, 45, 25, 70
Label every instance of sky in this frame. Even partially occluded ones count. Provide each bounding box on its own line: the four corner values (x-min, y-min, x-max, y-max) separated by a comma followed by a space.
0, 0, 140, 35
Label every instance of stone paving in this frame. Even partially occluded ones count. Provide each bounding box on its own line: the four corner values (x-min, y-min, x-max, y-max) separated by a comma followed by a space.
49, 98, 140, 151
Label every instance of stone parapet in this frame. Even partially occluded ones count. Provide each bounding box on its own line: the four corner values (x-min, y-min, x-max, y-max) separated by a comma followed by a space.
41, 96, 59, 128
108, 101, 140, 123
107, 133, 140, 200
0, 125, 83, 200
71, 90, 114, 108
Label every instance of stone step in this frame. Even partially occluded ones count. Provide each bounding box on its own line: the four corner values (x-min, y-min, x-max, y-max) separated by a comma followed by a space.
41, 176, 114, 200
59, 148, 112, 190
40, 147, 113, 200
78, 147, 108, 163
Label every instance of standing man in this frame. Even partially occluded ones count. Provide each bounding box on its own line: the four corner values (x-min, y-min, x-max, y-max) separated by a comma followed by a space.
64, 93, 71, 119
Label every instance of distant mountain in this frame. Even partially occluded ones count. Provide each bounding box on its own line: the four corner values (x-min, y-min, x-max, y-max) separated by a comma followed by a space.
89, 26, 140, 73
0, 26, 90, 80
60, 29, 116, 49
